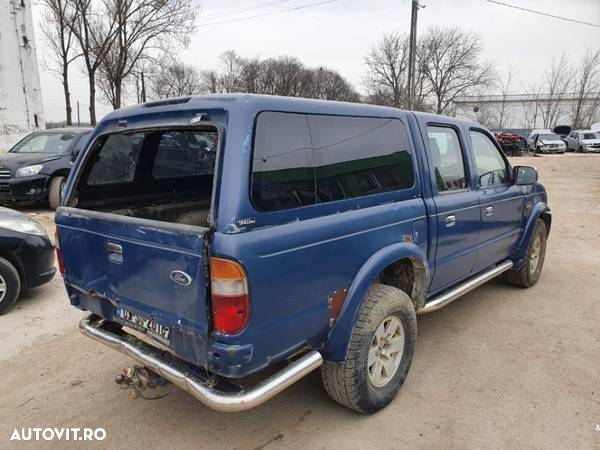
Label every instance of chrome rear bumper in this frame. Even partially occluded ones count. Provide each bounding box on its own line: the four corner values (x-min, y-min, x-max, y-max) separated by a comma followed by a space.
79, 315, 323, 412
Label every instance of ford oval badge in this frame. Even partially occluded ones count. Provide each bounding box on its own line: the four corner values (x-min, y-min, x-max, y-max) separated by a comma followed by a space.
170, 270, 192, 287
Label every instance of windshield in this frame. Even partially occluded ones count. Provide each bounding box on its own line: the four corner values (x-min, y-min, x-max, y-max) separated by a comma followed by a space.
582, 133, 599, 140
538, 134, 560, 140
10, 131, 76, 154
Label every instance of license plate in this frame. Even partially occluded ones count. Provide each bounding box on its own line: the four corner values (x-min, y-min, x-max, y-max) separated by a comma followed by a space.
116, 308, 171, 343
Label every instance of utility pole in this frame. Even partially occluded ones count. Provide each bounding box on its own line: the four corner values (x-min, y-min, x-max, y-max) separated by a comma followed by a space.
77, 100, 80, 127
407, 0, 424, 110
140, 71, 147, 103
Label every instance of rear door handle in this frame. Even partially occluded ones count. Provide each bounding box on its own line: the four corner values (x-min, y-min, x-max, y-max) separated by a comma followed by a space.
484, 206, 494, 216
445, 215, 456, 227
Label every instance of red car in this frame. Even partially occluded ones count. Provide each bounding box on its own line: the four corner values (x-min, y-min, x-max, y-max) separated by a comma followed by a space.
494, 132, 526, 156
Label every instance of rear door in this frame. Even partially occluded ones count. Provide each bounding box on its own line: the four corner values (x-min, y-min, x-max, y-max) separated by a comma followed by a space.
423, 124, 481, 292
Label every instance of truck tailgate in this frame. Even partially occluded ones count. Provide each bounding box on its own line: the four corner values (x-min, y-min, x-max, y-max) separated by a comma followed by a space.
55, 208, 210, 338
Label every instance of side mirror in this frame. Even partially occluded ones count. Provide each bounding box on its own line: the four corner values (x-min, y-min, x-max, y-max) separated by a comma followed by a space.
514, 166, 538, 185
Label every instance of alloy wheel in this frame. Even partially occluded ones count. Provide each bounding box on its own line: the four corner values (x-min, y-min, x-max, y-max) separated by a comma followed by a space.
368, 316, 405, 387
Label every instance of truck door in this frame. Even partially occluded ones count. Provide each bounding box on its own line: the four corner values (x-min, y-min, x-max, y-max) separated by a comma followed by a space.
467, 128, 524, 272
423, 124, 481, 293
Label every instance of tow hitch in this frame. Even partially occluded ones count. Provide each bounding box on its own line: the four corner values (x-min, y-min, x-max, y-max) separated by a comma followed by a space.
115, 366, 172, 400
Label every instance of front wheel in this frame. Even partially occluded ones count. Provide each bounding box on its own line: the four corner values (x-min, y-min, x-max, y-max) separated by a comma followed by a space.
503, 219, 547, 288
48, 176, 66, 210
321, 283, 416, 414
0, 257, 21, 315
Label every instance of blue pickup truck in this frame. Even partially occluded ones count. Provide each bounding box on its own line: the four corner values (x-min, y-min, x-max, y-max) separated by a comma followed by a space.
55, 94, 550, 414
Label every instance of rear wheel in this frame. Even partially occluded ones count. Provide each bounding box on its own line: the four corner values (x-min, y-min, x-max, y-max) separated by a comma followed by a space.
503, 219, 547, 288
48, 176, 66, 210
0, 257, 21, 315
321, 283, 416, 414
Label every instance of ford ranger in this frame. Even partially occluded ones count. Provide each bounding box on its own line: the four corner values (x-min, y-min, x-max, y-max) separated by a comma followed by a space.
55, 94, 550, 414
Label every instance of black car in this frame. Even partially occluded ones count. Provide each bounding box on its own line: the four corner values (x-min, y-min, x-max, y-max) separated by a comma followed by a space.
0, 207, 56, 314
0, 128, 91, 210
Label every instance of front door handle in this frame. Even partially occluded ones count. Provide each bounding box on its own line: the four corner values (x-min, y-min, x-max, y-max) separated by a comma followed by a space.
445, 215, 456, 227
107, 242, 123, 254
484, 206, 494, 216
107, 241, 123, 263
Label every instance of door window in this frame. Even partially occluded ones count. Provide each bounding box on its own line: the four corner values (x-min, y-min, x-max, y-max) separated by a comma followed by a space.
469, 130, 510, 187
425, 126, 467, 193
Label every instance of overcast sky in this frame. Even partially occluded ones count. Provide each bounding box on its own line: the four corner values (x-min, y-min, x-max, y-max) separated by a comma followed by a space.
32, 0, 600, 123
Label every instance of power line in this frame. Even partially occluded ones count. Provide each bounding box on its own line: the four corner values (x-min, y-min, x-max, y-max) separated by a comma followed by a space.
198, 0, 295, 21
485, 0, 600, 28
198, 0, 339, 27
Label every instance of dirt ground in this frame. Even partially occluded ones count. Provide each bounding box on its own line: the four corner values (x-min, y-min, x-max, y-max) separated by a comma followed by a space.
0, 154, 599, 449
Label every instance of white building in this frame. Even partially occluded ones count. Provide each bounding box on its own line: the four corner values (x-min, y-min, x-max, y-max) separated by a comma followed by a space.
0, 0, 45, 151
454, 92, 600, 130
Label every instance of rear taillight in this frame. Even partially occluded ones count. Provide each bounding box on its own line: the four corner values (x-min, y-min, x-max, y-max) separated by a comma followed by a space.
210, 257, 250, 334
55, 229, 64, 275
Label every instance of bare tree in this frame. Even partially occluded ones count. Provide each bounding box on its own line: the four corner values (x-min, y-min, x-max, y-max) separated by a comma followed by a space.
300, 67, 360, 102
68, 0, 118, 125
364, 33, 408, 107
217, 50, 244, 93
420, 26, 494, 115
540, 55, 572, 128
583, 90, 600, 127
570, 49, 600, 128
96, 0, 198, 109
521, 81, 545, 129
200, 69, 220, 94
202, 50, 359, 102
265, 56, 305, 97
41, 0, 78, 125
495, 63, 517, 128
148, 58, 202, 99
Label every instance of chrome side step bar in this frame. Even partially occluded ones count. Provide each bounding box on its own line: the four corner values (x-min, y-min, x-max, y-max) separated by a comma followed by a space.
79, 315, 323, 412
417, 260, 514, 314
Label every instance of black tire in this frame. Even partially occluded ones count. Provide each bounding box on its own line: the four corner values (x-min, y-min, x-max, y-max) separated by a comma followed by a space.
503, 219, 547, 288
578, 145, 584, 153
321, 283, 417, 414
48, 176, 66, 210
0, 257, 21, 315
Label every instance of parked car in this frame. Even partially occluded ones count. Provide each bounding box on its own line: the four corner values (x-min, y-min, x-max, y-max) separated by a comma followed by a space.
0, 128, 91, 210
0, 207, 55, 314
529, 133, 566, 153
565, 130, 600, 153
55, 94, 550, 414
493, 132, 526, 156
552, 125, 571, 139
526, 128, 551, 146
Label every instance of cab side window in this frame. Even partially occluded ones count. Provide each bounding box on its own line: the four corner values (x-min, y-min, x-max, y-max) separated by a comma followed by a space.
469, 130, 510, 187
252, 112, 316, 211
426, 126, 467, 193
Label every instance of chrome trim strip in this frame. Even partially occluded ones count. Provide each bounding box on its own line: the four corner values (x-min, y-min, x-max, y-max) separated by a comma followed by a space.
79, 315, 323, 412
417, 260, 513, 314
